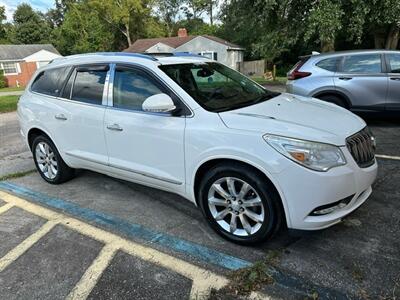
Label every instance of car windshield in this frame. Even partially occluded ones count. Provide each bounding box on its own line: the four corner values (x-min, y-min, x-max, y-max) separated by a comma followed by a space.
159, 62, 280, 112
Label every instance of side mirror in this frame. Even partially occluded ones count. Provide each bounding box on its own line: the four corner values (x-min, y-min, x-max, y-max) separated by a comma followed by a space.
142, 93, 176, 113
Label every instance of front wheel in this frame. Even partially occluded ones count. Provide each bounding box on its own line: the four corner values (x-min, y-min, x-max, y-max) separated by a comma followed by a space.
198, 163, 282, 244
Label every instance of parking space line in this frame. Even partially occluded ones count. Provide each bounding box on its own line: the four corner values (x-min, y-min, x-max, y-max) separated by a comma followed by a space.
0, 220, 57, 272
0, 202, 13, 215
0, 189, 229, 299
0, 181, 251, 270
376, 154, 400, 161
66, 243, 119, 300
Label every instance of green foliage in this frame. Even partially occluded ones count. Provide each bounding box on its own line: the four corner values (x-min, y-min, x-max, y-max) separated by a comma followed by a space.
0, 70, 7, 89
9, 3, 52, 44
52, 2, 115, 55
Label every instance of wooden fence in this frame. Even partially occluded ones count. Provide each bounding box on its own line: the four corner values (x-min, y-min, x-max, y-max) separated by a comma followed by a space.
236, 59, 266, 77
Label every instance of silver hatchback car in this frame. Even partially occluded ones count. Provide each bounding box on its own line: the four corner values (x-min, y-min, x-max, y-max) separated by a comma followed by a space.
286, 50, 400, 112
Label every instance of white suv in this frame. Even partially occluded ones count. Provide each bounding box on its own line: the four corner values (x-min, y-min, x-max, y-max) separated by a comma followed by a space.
18, 52, 378, 244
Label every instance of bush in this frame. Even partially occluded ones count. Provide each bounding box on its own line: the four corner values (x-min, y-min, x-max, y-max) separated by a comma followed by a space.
0, 70, 7, 89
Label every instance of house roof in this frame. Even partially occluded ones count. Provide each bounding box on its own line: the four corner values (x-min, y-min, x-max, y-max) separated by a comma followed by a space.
125, 35, 244, 53
0, 44, 60, 61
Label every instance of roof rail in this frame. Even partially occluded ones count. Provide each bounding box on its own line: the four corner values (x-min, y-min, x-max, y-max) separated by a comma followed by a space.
56, 52, 158, 61
143, 51, 207, 59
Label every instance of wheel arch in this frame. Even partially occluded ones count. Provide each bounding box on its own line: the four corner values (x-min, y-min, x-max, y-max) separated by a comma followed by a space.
192, 157, 289, 228
312, 90, 352, 108
27, 127, 56, 151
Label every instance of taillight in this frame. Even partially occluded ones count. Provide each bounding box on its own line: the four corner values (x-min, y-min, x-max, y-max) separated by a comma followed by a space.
287, 60, 312, 80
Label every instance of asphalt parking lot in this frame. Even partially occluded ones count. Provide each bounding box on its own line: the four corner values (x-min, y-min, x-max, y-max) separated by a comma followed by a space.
0, 108, 399, 299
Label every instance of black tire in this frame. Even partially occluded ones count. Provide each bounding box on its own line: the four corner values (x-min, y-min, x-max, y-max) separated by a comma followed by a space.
32, 135, 75, 184
198, 162, 283, 244
318, 94, 347, 108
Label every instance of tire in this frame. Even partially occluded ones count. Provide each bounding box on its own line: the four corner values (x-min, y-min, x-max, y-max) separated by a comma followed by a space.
198, 163, 283, 244
318, 94, 347, 108
32, 135, 75, 184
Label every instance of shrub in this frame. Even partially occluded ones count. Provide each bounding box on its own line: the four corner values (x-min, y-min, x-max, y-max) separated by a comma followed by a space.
0, 70, 7, 89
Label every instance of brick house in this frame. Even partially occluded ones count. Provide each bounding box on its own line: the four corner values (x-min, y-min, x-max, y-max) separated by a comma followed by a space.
0, 44, 61, 87
124, 28, 245, 70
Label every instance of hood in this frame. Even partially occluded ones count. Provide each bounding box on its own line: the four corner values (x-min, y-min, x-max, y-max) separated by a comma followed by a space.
218, 93, 366, 146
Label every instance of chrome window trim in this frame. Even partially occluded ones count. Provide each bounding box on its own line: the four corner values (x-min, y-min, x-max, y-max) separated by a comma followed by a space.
30, 61, 194, 118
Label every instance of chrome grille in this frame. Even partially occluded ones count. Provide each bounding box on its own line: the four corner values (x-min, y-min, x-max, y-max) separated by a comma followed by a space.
346, 127, 376, 168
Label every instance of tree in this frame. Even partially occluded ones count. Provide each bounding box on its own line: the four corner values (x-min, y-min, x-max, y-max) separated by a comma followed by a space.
0, 5, 6, 42
304, 0, 344, 52
52, 2, 115, 55
88, 0, 148, 46
10, 3, 51, 44
46, 0, 77, 28
156, 0, 183, 36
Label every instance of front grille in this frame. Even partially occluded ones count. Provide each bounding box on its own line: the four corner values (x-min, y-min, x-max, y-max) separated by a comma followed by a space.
346, 127, 376, 168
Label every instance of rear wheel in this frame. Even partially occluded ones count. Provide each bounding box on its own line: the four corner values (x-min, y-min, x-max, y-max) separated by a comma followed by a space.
198, 163, 282, 244
32, 135, 75, 184
318, 94, 347, 108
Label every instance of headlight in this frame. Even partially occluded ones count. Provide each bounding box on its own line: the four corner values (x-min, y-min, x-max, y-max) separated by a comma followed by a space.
263, 135, 346, 172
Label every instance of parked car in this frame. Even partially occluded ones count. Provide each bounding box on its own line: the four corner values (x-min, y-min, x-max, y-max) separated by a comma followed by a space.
18, 52, 377, 244
286, 49, 400, 112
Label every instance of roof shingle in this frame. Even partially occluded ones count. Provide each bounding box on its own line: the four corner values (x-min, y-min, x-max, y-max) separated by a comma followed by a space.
124, 35, 243, 53
0, 44, 60, 61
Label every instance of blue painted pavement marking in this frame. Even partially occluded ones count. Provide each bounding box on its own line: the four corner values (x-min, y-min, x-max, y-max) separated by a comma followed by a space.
0, 181, 252, 270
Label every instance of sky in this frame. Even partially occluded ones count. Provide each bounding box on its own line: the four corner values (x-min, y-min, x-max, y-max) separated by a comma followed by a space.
1, 0, 54, 21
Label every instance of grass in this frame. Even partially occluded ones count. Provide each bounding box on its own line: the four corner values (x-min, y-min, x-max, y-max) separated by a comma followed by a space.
251, 76, 287, 85
0, 95, 19, 113
0, 170, 36, 182
209, 250, 281, 299
0, 86, 25, 92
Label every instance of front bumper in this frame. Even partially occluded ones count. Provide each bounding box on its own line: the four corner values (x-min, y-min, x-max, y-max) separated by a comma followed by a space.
273, 147, 378, 230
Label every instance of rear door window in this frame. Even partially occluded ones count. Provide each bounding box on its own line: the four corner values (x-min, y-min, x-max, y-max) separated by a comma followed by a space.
31, 66, 71, 97
71, 65, 108, 105
387, 54, 400, 73
316, 57, 339, 72
342, 54, 382, 73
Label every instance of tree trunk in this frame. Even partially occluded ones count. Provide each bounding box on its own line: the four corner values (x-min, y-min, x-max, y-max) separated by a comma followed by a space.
209, 1, 213, 25
321, 39, 334, 52
385, 23, 399, 50
125, 23, 132, 46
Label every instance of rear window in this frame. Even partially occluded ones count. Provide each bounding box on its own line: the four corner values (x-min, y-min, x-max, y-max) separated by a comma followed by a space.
31, 66, 71, 97
342, 54, 382, 73
316, 57, 339, 72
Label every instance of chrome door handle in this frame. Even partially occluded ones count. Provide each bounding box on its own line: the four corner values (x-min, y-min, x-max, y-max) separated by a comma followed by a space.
390, 77, 400, 81
55, 114, 67, 120
338, 77, 352, 81
106, 124, 123, 131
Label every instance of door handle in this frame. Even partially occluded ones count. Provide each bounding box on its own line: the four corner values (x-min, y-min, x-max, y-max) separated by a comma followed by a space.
338, 77, 353, 81
54, 114, 67, 121
106, 123, 123, 131
390, 77, 400, 81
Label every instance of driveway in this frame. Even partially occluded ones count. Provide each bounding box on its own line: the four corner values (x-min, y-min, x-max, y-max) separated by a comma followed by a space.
0, 91, 24, 97
0, 110, 399, 299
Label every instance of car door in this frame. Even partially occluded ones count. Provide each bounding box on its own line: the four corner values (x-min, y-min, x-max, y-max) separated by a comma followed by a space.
385, 53, 400, 111
52, 64, 110, 171
104, 64, 186, 191
334, 53, 388, 111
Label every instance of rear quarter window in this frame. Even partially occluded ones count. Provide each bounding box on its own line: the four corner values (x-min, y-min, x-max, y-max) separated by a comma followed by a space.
315, 57, 339, 72
31, 66, 71, 97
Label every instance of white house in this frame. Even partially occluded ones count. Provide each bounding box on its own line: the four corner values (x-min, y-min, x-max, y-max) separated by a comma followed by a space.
0, 44, 61, 87
124, 28, 245, 70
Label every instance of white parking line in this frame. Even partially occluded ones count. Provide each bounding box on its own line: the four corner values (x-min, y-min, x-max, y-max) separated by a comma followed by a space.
376, 154, 400, 161
0, 203, 13, 215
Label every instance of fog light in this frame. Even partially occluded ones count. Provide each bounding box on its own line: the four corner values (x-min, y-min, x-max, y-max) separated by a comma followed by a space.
310, 195, 354, 216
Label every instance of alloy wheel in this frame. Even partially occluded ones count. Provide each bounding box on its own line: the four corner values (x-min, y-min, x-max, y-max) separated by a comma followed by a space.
207, 177, 265, 236
35, 141, 58, 180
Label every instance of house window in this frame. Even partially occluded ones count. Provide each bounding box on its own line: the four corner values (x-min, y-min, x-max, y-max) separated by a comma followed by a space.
200, 51, 218, 61
0, 62, 19, 75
